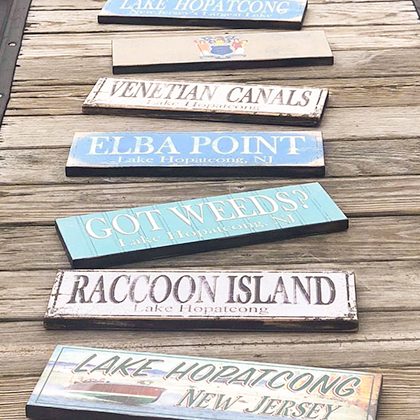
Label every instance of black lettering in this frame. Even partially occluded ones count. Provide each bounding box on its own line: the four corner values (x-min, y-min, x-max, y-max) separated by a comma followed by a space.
315, 277, 336, 305
299, 90, 312, 107
109, 275, 129, 304
237, 275, 252, 304
173, 275, 196, 303
150, 275, 171, 303
253, 276, 273, 304
67, 275, 90, 304
86, 276, 107, 303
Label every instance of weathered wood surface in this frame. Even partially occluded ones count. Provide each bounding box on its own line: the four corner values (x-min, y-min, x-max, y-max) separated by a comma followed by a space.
1, 177, 420, 218
11, 49, 420, 86
24, 3, 418, 33
7, 76, 420, 114
1, 261, 419, 321
1, 0, 420, 418
1, 216, 419, 271
18, 26, 420, 56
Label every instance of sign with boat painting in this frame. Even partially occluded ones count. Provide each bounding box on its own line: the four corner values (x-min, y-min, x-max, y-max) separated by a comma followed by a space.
26, 346, 382, 420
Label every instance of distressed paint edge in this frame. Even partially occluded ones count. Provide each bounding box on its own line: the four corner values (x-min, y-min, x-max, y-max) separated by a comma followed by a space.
81, 105, 326, 127
43, 269, 358, 332
57, 218, 349, 269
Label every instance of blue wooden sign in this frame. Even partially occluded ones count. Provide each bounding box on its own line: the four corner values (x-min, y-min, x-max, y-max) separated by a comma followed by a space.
56, 183, 348, 269
98, 0, 307, 29
66, 131, 325, 177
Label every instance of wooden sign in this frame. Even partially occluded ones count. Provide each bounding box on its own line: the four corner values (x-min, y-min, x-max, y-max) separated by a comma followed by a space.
98, 0, 307, 29
44, 270, 358, 331
82, 78, 329, 127
66, 131, 325, 177
55, 182, 348, 269
112, 31, 333, 74
26, 346, 382, 420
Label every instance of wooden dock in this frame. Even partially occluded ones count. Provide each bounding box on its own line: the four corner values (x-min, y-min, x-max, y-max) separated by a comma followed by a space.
1, 0, 420, 418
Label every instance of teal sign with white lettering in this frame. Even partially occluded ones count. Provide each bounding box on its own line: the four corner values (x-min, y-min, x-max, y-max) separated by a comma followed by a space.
66, 131, 324, 177
56, 183, 348, 268
99, 0, 307, 28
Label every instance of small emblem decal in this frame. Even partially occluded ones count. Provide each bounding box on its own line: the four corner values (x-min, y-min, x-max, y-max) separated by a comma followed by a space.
195, 35, 247, 59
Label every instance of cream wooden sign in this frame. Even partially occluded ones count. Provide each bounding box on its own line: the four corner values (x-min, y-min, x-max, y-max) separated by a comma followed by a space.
112, 31, 333, 73
83, 78, 329, 126
45, 270, 358, 331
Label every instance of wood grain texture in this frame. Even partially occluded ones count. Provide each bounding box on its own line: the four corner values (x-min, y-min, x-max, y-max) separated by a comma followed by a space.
1, 0, 420, 418
18, 26, 420, 58
0, 216, 419, 270
2, 316, 420, 371
3, 108, 420, 149
0, 177, 419, 221
7, 76, 420, 115
1, 261, 418, 321
25, 3, 419, 34
11, 49, 420, 87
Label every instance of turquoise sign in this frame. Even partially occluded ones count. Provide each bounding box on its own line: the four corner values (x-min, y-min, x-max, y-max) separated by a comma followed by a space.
99, 0, 307, 28
56, 183, 348, 268
66, 131, 325, 177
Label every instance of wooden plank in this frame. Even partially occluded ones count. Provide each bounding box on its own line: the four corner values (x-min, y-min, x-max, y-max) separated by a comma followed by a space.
8, 76, 420, 115
0, 216, 418, 270
112, 31, 333, 74
2, 318, 420, 369
11, 49, 420, 86
55, 183, 348, 268
3, 108, 420, 148
0, 177, 420, 221
25, 345, 381, 420
3, 311, 420, 355
65, 131, 325, 177
1, 261, 419, 321
44, 270, 357, 331
24, 3, 418, 34
82, 78, 329, 127
18, 26, 420, 58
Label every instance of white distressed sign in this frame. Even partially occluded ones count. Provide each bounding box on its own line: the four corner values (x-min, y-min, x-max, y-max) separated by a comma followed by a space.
45, 270, 358, 331
83, 78, 329, 126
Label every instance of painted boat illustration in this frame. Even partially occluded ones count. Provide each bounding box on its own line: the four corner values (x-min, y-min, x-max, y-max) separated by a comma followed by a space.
65, 379, 165, 405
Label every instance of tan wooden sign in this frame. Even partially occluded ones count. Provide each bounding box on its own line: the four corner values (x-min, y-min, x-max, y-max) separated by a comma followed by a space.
83, 78, 329, 126
44, 270, 358, 331
112, 31, 333, 73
